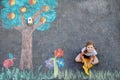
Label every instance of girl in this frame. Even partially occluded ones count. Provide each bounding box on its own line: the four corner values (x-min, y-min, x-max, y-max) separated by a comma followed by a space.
75, 41, 99, 75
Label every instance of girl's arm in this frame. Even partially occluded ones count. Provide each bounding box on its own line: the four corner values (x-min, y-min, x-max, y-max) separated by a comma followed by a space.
93, 49, 98, 55
90, 56, 94, 64
81, 47, 86, 53
80, 47, 86, 60
80, 52, 86, 64
80, 47, 86, 63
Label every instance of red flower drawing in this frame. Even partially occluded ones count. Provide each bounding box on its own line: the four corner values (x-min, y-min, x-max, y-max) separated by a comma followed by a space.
54, 48, 64, 58
3, 59, 14, 69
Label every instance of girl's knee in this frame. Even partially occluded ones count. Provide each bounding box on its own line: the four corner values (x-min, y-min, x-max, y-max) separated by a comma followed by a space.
93, 56, 99, 64
75, 53, 82, 62
75, 57, 81, 62
92, 59, 99, 65
95, 61, 99, 65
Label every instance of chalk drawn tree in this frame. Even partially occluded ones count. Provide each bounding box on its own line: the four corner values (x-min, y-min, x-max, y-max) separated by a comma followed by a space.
0, 0, 57, 69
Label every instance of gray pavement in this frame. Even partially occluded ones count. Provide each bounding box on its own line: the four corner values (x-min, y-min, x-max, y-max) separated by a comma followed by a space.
0, 0, 120, 71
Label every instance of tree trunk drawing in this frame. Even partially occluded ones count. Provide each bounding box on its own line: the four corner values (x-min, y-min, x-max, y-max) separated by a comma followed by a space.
20, 29, 33, 69
14, 11, 42, 69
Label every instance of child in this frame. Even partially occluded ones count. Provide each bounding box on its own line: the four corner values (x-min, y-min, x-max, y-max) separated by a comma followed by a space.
75, 41, 99, 75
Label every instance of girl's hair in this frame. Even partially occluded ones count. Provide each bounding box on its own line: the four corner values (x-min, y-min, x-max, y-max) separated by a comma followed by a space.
84, 41, 97, 53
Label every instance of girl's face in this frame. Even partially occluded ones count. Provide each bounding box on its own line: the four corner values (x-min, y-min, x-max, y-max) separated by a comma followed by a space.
86, 45, 94, 52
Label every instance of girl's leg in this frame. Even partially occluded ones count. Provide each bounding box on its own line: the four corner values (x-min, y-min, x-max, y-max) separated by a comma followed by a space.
92, 56, 99, 65
75, 53, 82, 62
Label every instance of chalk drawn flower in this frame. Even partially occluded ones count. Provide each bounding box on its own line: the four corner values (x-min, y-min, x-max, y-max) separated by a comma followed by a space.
45, 58, 54, 69
57, 58, 65, 68
54, 48, 64, 58
3, 59, 14, 69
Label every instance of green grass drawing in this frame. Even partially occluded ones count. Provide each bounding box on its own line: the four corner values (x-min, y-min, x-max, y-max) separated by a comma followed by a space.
0, 66, 119, 80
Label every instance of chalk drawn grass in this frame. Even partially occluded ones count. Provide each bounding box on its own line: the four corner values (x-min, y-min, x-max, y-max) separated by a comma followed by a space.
0, 66, 119, 80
